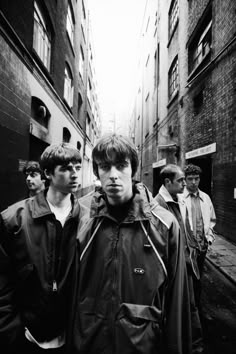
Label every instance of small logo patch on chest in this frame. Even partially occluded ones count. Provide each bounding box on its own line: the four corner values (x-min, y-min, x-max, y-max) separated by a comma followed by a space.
134, 267, 145, 275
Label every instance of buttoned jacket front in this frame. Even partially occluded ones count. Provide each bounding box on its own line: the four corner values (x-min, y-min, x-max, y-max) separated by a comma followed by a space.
182, 187, 216, 243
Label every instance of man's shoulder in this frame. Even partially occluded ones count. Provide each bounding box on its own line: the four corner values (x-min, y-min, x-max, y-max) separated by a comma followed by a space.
1, 198, 32, 215
150, 202, 177, 230
198, 189, 211, 199
1, 198, 33, 229
154, 193, 168, 210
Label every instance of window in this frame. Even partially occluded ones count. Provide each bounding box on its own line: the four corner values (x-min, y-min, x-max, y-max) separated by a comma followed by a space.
169, 0, 179, 37
87, 78, 92, 105
77, 141, 82, 151
31, 96, 50, 128
33, 2, 51, 70
78, 93, 83, 117
86, 114, 91, 138
154, 43, 160, 89
64, 64, 74, 107
79, 46, 84, 81
63, 127, 71, 143
81, 0, 86, 40
189, 19, 212, 73
66, 3, 75, 47
168, 57, 178, 100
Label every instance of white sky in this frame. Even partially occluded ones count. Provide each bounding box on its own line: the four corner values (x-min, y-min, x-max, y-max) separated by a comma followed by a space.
88, 0, 146, 135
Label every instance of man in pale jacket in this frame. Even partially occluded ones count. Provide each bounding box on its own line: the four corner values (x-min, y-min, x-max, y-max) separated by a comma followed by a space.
155, 164, 204, 353
183, 163, 216, 306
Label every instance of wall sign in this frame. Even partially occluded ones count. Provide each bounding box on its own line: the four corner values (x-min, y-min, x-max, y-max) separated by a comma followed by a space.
152, 158, 166, 168
185, 143, 216, 159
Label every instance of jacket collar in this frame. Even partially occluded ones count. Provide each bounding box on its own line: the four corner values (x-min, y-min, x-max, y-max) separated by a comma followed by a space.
183, 187, 204, 201
31, 189, 79, 219
90, 182, 153, 222
158, 185, 177, 203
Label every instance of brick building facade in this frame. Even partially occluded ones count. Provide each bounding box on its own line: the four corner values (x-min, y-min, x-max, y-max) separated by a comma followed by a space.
130, 0, 236, 242
0, 0, 101, 210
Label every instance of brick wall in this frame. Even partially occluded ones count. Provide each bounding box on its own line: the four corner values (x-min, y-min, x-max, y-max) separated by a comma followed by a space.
186, 0, 236, 242
0, 37, 30, 208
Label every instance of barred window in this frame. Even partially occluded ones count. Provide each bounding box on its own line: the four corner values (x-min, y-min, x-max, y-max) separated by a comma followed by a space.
168, 57, 178, 100
169, 0, 179, 37
33, 2, 51, 70
79, 46, 84, 80
190, 20, 212, 73
66, 3, 75, 47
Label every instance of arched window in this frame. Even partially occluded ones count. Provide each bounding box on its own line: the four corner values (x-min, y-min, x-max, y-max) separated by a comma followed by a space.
31, 96, 51, 128
63, 127, 71, 143
77, 141, 82, 151
64, 63, 74, 107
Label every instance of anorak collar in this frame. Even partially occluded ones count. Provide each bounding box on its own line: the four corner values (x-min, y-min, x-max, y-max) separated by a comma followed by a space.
31, 189, 79, 219
90, 182, 153, 222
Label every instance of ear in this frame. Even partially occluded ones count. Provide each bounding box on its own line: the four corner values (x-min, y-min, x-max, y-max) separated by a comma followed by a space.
44, 169, 51, 180
164, 178, 171, 186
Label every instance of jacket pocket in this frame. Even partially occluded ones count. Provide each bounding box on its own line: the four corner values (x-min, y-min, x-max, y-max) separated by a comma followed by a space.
76, 298, 108, 353
115, 303, 162, 354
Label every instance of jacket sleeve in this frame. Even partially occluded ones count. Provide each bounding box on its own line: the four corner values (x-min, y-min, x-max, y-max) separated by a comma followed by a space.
206, 196, 216, 243
164, 218, 192, 354
0, 215, 24, 352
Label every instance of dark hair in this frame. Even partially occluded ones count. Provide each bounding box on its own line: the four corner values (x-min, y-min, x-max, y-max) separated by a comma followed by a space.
92, 134, 139, 178
159, 164, 182, 185
40, 143, 82, 174
23, 161, 44, 178
184, 164, 202, 177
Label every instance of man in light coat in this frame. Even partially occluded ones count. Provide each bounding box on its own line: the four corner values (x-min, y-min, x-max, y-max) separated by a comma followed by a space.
183, 163, 216, 306
155, 164, 204, 353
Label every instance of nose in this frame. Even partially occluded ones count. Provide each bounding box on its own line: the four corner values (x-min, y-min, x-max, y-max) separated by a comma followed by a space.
26, 175, 32, 181
109, 166, 119, 180
71, 167, 79, 177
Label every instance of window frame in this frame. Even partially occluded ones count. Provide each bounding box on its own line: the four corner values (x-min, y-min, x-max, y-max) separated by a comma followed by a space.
168, 56, 179, 101
79, 46, 85, 81
190, 20, 212, 73
33, 2, 51, 71
64, 64, 74, 108
66, 3, 75, 47
169, 0, 179, 38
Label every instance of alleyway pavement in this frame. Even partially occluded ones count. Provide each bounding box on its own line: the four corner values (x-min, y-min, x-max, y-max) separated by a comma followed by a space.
207, 233, 236, 285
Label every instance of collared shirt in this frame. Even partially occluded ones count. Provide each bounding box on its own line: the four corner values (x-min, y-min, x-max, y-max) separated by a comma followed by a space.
186, 190, 208, 251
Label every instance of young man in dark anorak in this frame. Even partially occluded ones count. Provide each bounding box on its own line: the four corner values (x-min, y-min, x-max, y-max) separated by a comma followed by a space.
72, 134, 192, 354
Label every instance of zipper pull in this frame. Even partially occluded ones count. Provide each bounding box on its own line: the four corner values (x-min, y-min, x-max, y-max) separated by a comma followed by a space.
52, 280, 57, 292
